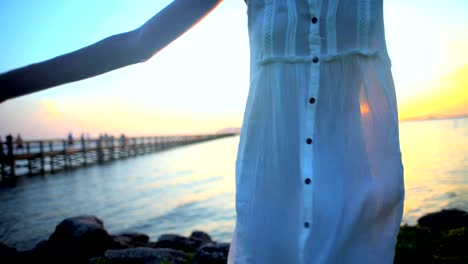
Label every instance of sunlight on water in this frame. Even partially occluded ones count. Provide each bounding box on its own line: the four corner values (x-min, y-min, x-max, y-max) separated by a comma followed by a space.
399, 117, 468, 225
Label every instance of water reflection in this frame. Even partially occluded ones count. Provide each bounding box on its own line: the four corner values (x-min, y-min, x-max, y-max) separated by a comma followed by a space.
0, 118, 467, 251
0, 136, 238, 250
399, 117, 468, 225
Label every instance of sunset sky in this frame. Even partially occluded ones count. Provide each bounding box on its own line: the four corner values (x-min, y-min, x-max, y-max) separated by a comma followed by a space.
0, 0, 467, 139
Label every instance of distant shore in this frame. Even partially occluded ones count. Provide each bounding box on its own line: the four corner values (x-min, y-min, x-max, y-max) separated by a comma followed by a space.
1, 208, 467, 263
399, 114, 468, 123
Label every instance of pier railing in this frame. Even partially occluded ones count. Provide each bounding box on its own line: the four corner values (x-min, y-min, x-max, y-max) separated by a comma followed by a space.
0, 133, 237, 181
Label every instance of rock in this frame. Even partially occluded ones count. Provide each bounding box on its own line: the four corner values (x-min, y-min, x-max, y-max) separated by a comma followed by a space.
47, 215, 113, 261
27, 239, 50, 257
190, 231, 212, 244
153, 234, 204, 252
438, 227, 468, 258
101, 247, 189, 264
0, 241, 17, 257
33, 239, 50, 252
418, 209, 468, 232
394, 225, 434, 263
112, 233, 151, 249
395, 210, 468, 263
0, 242, 37, 264
192, 242, 230, 264
117, 233, 150, 244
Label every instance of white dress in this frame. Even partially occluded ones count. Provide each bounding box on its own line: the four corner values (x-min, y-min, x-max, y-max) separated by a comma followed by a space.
227, 0, 404, 263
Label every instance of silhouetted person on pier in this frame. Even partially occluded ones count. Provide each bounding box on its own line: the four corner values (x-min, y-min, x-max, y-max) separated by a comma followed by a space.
120, 134, 127, 147
15, 134, 24, 152
80, 133, 86, 147
67, 132, 74, 146
6, 134, 15, 175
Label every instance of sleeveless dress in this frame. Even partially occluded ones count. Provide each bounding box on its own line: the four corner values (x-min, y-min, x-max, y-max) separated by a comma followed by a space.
227, 0, 404, 263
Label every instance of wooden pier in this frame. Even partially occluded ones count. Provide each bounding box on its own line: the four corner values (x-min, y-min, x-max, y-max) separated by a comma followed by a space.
0, 133, 236, 182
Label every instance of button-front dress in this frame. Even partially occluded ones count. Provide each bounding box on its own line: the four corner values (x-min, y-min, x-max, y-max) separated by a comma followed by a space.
227, 0, 405, 263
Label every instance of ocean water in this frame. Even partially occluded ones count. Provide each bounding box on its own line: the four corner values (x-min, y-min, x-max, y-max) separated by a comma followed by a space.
398, 117, 468, 224
0, 117, 467, 251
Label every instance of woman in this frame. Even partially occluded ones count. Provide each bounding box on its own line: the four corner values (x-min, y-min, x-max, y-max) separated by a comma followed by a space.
0, 0, 405, 263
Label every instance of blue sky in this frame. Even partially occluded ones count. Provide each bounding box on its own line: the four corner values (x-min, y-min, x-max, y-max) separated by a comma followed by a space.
0, 0, 467, 139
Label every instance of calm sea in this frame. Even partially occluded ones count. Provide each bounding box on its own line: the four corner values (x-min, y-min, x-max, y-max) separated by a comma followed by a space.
1, 117, 467, 251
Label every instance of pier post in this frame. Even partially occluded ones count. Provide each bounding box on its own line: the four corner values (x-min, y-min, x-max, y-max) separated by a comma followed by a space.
136, 137, 141, 155
136, 137, 140, 155
120, 135, 127, 158
49, 141, 54, 173
154, 137, 159, 151
137, 137, 141, 155
6, 135, 15, 179
109, 136, 115, 160
62, 140, 68, 169
132, 138, 137, 156
39, 141, 45, 174
26, 142, 32, 174
26, 141, 31, 155
97, 138, 104, 163
161, 136, 166, 149
81, 136, 87, 165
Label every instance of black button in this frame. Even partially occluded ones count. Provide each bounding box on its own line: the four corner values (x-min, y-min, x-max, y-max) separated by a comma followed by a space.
306, 138, 312, 144
311, 17, 318, 24
304, 222, 310, 228
312, 57, 319, 63
305, 178, 311, 184
309, 97, 316, 104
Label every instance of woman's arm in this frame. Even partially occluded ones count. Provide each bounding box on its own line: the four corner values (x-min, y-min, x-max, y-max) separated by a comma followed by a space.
0, 0, 223, 103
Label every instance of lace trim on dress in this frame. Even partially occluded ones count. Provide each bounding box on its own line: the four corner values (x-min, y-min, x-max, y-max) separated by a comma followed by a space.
263, 0, 274, 57
357, 0, 371, 49
285, 0, 297, 56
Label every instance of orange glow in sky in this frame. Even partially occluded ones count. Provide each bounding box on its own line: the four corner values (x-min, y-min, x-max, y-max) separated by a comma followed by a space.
398, 65, 468, 121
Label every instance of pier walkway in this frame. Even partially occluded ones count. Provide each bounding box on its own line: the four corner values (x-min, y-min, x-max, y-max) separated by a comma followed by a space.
0, 133, 237, 182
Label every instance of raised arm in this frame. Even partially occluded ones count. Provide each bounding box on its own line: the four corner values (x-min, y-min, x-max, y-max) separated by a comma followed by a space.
0, 0, 223, 103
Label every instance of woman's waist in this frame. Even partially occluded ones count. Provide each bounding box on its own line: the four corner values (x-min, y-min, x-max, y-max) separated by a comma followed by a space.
253, 48, 391, 66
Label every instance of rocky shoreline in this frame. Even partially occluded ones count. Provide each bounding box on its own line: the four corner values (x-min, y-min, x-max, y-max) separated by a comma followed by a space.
0, 209, 467, 263
394, 208, 467, 263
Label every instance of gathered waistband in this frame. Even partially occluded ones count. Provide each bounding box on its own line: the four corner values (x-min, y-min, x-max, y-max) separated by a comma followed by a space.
257, 49, 391, 66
